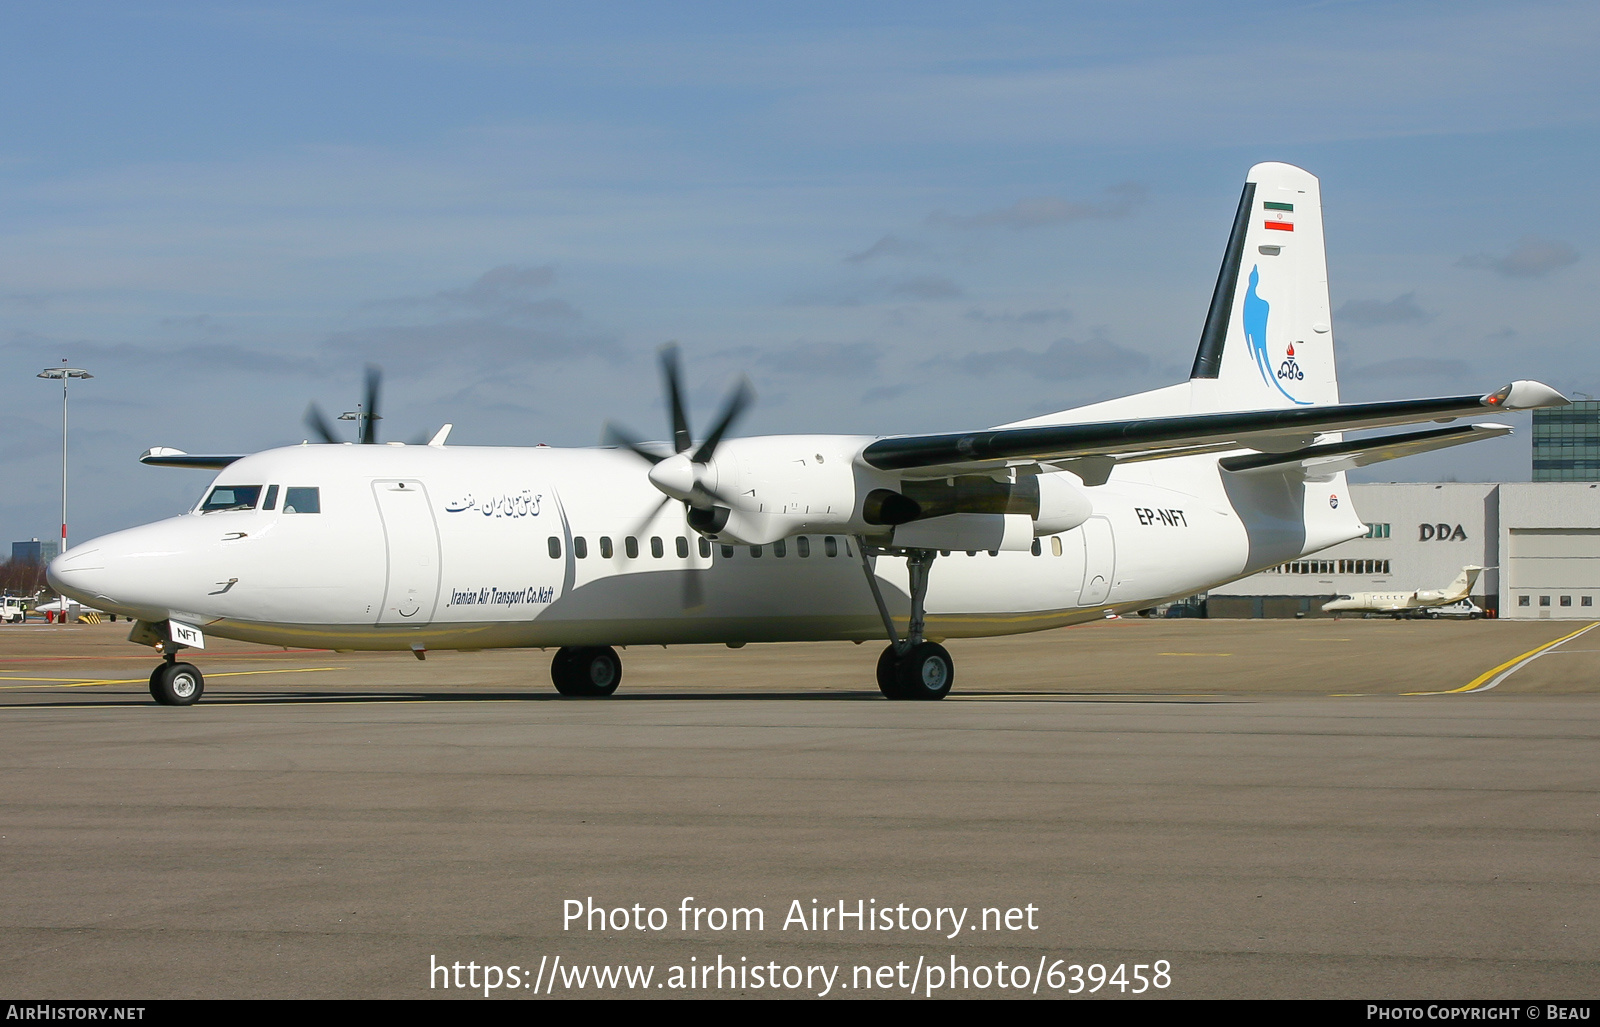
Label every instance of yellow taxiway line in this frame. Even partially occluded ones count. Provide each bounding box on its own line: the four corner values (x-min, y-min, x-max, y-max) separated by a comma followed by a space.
0, 667, 337, 690
1404, 621, 1600, 695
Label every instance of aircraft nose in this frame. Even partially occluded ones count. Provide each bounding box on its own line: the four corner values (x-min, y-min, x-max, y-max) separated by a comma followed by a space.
47, 522, 198, 622
47, 545, 107, 606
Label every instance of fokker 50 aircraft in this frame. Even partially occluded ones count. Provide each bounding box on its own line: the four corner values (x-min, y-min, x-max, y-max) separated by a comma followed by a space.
49, 163, 1567, 705
1323, 565, 1485, 617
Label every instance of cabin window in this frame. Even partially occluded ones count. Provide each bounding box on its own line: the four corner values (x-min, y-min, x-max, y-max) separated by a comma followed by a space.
1561, 595, 1572, 607
600, 536, 614, 559
824, 536, 838, 558
573, 537, 588, 559
1539, 595, 1550, 607
966, 551, 976, 557
720, 544, 735, 559
1031, 539, 1041, 556
625, 536, 639, 559
750, 546, 762, 558
262, 485, 279, 511
650, 536, 664, 558
1519, 595, 1530, 607
548, 537, 562, 559
676, 536, 689, 559
773, 540, 786, 558
797, 537, 811, 558
699, 538, 712, 558
1051, 536, 1063, 557
1584, 596, 1594, 607
283, 487, 320, 514
201, 485, 262, 513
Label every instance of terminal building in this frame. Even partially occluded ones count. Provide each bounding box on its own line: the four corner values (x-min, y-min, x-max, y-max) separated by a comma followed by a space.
1207, 482, 1600, 620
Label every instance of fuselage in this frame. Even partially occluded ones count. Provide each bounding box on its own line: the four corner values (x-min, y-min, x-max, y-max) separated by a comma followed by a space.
50, 439, 1365, 651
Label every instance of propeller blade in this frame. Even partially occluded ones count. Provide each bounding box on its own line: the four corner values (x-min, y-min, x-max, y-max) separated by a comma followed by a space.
687, 482, 733, 509
361, 365, 382, 443
304, 403, 341, 444
628, 494, 673, 540
691, 376, 754, 464
681, 565, 705, 611
603, 422, 666, 465
659, 343, 692, 454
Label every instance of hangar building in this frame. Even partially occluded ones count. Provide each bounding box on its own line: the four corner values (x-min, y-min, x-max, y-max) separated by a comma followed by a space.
1207, 482, 1600, 619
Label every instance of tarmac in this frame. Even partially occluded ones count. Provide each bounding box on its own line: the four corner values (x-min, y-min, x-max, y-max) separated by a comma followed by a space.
1, 616, 1597, 999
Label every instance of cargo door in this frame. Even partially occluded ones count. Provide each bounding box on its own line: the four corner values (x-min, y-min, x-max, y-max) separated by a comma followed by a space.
1078, 516, 1116, 607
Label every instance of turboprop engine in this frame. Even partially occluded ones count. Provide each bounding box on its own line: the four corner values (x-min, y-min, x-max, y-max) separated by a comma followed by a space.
608, 345, 1095, 550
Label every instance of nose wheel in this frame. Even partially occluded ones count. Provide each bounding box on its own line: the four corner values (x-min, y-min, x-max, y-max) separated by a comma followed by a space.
150, 659, 205, 706
551, 645, 623, 696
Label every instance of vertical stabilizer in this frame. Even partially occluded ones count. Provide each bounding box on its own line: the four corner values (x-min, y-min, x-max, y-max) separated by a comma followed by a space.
1191, 162, 1338, 411
1446, 565, 1483, 600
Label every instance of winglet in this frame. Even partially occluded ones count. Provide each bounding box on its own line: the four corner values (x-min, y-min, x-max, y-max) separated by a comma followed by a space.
1481, 380, 1568, 410
428, 424, 453, 447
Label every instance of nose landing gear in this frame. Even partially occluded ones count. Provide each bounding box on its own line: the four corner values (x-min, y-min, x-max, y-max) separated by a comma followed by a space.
150, 654, 205, 706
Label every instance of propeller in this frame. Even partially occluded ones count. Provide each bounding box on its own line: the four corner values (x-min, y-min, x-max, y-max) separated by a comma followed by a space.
304, 365, 390, 444
605, 344, 754, 608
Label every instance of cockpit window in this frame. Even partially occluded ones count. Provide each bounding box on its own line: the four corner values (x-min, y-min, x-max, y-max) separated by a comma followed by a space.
283, 487, 321, 514
200, 485, 263, 513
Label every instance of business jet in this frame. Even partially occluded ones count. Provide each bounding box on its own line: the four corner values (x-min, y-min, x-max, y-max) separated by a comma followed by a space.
1323, 565, 1485, 618
48, 163, 1567, 705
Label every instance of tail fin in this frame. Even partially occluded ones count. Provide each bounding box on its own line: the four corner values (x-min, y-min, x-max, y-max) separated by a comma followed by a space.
1419, 566, 1484, 604
1190, 162, 1338, 412
1447, 565, 1484, 600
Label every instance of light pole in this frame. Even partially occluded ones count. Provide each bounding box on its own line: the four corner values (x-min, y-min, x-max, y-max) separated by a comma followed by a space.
36, 363, 92, 558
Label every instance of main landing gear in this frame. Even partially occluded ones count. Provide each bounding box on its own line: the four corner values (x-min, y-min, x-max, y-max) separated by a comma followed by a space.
149, 653, 205, 706
858, 542, 954, 700
551, 645, 623, 697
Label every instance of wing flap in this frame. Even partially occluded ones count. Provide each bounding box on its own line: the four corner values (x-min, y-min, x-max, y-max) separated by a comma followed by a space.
1218, 423, 1512, 480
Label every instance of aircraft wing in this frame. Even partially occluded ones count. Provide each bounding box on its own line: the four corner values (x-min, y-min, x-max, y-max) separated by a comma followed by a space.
139, 447, 245, 470
859, 380, 1563, 477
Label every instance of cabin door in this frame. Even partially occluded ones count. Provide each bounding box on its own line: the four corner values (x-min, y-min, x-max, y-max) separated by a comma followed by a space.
373, 479, 442, 624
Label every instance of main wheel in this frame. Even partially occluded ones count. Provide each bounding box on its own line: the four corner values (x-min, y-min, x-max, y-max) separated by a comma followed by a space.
150, 662, 204, 706
893, 641, 954, 701
550, 646, 622, 696
876, 645, 908, 699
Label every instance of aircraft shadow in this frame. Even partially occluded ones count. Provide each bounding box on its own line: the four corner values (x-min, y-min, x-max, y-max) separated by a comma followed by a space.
7, 689, 1242, 708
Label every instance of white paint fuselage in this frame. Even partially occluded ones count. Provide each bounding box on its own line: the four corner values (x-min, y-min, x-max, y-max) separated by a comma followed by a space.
49, 440, 1365, 651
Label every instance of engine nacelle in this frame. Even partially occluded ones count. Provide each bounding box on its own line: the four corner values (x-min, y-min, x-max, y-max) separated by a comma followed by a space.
1033, 472, 1094, 535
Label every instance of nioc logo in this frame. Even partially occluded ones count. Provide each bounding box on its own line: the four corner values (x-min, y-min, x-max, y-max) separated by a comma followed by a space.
1278, 343, 1304, 382
1419, 523, 1468, 541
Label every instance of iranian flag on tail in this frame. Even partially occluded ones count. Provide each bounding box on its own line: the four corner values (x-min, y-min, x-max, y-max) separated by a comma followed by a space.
1263, 200, 1294, 232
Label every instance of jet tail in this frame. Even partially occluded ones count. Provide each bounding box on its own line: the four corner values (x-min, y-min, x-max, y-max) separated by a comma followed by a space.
1417, 565, 1484, 604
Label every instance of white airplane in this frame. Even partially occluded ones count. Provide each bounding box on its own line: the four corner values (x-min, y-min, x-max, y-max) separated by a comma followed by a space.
48, 163, 1567, 706
1322, 565, 1485, 617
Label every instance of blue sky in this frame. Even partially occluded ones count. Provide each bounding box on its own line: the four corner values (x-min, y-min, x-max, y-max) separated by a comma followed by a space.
3, 1, 1597, 542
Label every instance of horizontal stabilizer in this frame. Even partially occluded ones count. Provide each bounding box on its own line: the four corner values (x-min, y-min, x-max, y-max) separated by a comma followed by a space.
861, 380, 1563, 476
140, 447, 244, 470
1218, 423, 1512, 479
